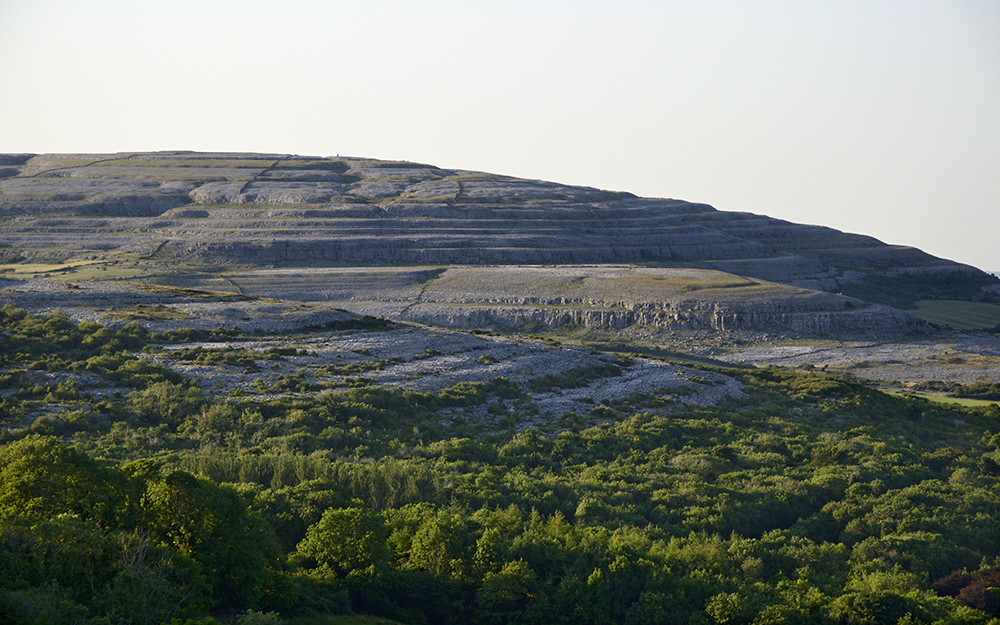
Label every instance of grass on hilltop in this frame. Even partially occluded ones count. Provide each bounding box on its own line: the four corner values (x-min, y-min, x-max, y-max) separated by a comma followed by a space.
911, 299, 1000, 330
0, 260, 103, 277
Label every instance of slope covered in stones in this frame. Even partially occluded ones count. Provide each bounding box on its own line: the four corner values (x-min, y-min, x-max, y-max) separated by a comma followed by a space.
198, 265, 922, 338
1, 151, 996, 337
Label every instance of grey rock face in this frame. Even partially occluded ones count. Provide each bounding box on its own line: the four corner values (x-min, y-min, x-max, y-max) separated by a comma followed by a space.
387, 301, 924, 337
193, 265, 928, 339
1, 151, 981, 283
0, 154, 35, 166
0, 151, 994, 338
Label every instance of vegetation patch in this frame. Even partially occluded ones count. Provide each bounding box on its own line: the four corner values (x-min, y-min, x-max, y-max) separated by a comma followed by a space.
839, 272, 1000, 309
528, 357, 633, 393
0, 260, 102, 276
3, 307, 1000, 624
893, 393, 1000, 408
138, 283, 252, 300
912, 299, 1000, 330
909, 380, 1000, 401
107, 303, 193, 321
315, 357, 405, 377
159, 345, 301, 372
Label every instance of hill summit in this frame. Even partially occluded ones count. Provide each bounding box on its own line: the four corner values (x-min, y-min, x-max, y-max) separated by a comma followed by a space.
1, 151, 997, 336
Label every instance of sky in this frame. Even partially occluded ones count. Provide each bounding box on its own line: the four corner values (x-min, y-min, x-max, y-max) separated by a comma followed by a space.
2, 0, 998, 272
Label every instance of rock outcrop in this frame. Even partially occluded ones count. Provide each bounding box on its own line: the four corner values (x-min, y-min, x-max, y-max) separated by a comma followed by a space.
0, 151, 994, 337
184, 265, 927, 339
2, 152, 987, 284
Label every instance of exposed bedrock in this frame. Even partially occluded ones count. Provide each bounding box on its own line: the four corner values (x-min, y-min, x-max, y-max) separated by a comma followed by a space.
213, 265, 929, 339
1, 151, 996, 314
156, 238, 775, 265
0, 154, 35, 167
383, 302, 925, 337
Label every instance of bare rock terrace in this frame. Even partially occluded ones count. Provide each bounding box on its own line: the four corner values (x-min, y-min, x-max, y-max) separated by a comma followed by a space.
2, 151, 996, 341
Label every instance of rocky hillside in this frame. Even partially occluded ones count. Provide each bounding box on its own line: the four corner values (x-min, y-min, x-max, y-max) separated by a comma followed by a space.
199, 265, 921, 337
1, 151, 996, 337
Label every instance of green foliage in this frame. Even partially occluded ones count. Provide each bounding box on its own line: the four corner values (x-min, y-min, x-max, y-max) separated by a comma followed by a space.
0, 435, 136, 528
439, 381, 490, 407
912, 380, 1000, 401
142, 469, 280, 607
838, 271, 1000, 309
297, 507, 391, 577
250, 479, 353, 552
315, 356, 404, 378
529, 362, 626, 393
0, 582, 94, 625
0, 306, 149, 368
147, 315, 388, 345
4, 310, 1000, 623
127, 381, 206, 427
912, 299, 1000, 330
76, 351, 184, 388
0, 437, 279, 621
237, 611, 286, 625
476, 559, 538, 623
168, 345, 267, 371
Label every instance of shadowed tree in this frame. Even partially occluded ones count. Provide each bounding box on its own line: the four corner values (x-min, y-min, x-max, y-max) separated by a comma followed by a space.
296, 506, 391, 577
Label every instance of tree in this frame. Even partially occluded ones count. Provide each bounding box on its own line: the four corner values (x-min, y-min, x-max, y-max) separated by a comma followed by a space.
475, 559, 538, 625
296, 507, 390, 577
127, 381, 205, 427
142, 470, 279, 608
0, 435, 135, 528
96, 531, 211, 625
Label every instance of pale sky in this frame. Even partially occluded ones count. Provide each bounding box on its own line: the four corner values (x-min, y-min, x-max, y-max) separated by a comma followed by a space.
2, 0, 998, 271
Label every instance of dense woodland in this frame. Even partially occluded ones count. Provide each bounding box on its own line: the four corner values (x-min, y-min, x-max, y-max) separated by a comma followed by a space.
2, 306, 1000, 624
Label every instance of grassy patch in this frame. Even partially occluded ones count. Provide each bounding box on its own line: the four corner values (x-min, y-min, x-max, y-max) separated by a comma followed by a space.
923, 396, 1000, 408
911, 299, 1000, 330
107, 304, 192, 321
0, 255, 199, 283
20, 156, 107, 171
158, 345, 303, 372
315, 357, 405, 377
98, 157, 275, 169
888, 392, 1000, 408
840, 272, 999, 308
137, 283, 247, 299
909, 379, 1000, 400
528, 359, 631, 393
0, 260, 102, 276
572, 336, 744, 368
537, 324, 748, 369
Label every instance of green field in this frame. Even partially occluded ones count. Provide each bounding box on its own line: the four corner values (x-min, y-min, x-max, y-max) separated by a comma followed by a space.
888, 391, 1000, 408
0, 260, 102, 277
924, 395, 1000, 407
911, 299, 1000, 330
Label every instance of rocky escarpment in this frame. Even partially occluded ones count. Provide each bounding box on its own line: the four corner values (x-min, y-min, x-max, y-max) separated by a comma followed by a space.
0, 278, 362, 333
0, 152, 994, 338
199, 265, 928, 339
1, 152, 993, 302
379, 301, 924, 338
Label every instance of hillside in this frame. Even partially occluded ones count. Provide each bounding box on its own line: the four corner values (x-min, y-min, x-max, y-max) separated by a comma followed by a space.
2, 152, 998, 339
1, 303, 999, 624
3, 152, 1000, 624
